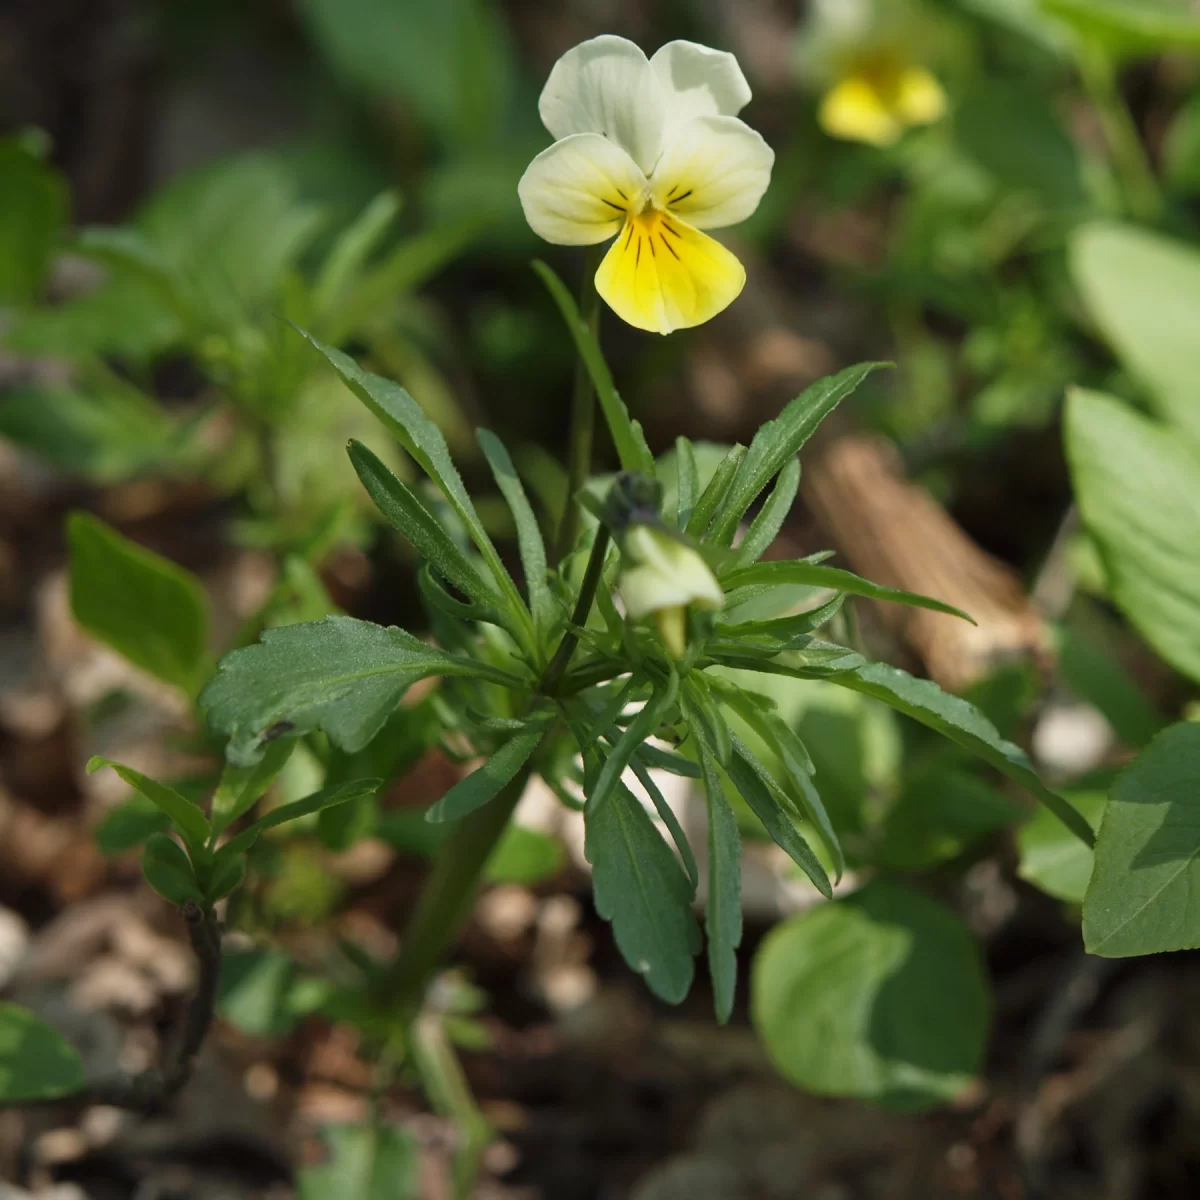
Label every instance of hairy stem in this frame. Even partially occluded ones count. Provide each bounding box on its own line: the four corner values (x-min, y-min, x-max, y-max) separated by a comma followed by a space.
553, 255, 602, 564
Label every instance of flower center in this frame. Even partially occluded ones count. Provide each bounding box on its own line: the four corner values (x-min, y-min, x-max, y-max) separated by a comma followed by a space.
621, 206, 687, 266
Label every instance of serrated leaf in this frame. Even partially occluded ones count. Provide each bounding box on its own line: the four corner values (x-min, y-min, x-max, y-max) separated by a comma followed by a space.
476, 429, 552, 632
67, 512, 209, 693
751, 881, 988, 1113
348, 439, 501, 609
586, 784, 701, 1004
734, 457, 800, 567
295, 329, 529, 636
200, 615, 519, 766
426, 731, 542, 823
627, 755, 698, 893
728, 739, 832, 899
721, 559, 974, 623
1065, 388, 1200, 685
707, 363, 886, 544
1083, 723, 1200, 957
532, 260, 655, 477
698, 746, 742, 1024
141, 833, 203, 905
833, 662, 1095, 848
0, 1004, 85, 1103
87, 757, 211, 849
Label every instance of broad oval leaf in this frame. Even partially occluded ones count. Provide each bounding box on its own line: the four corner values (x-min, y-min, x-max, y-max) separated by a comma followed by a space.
751, 880, 989, 1113
0, 1004, 86, 1103
1083, 723, 1200, 957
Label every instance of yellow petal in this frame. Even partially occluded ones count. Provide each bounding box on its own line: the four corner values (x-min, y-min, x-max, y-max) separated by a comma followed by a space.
818, 75, 902, 147
895, 66, 947, 127
654, 606, 689, 659
594, 209, 745, 335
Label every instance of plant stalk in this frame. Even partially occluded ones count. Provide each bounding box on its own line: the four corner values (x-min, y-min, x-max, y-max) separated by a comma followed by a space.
553, 254, 602, 564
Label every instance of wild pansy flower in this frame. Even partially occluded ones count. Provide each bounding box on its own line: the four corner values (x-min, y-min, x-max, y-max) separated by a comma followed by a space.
518, 36, 774, 335
797, 0, 947, 148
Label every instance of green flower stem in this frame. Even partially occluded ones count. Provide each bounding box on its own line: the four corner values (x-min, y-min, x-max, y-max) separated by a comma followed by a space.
379, 526, 612, 1020
1076, 44, 1162, 223
553, 253, 602, 564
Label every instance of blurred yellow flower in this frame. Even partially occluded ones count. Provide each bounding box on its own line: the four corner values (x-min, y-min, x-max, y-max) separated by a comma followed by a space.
819, 56, 946, 147
518, 36, 774, 335
619, 524, 723, 658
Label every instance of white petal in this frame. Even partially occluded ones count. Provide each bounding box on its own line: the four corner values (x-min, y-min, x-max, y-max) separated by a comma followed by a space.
518, 134, 648, 246
650, 40, 752, 133
650, 116, 774, 230
538, 35, 664, 174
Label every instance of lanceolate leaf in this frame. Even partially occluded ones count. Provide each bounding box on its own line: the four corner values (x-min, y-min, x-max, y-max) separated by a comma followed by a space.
426, 730, 543, 823
295, 328, 529, 635
675, 436, 699, 530
586, 783, 701, 1004
721, 560, 974, 623
348, 439, 504, 610
734, 457, 800, 567
476, 429, 553, 632
200, 616, 522, 766
211, 741, 295, 837
833, 662, 1095, 847
698, 746, 742, 1024
1083, 723, 1200, 957
532, 260, 655, 476
686, 443, 745, 538
707, 362, 887, 544
87, 757, 211, 849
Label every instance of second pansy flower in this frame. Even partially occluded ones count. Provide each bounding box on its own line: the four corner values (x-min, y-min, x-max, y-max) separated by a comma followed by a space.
519, 36, 774, 336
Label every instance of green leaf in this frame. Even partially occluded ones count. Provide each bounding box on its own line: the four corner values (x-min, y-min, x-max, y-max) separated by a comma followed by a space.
0, 1004, 85, 1103
532, 260, 656, 477
685, 444, 745, 538
211, 741, 296, 837
587, 683, 678, 818
627, 756, 698, 893
1017, 790, 1107, 904
675, 436, 699, 530
476, 429, 553, 631
721, 559, 974, 623
218, 778, 382, 860
752, 881, 989, 1112
832, 662, 1096, 848
484, 825, 564, 885
67, 512, 209, 694
200, 615, 518, 766
87, 757, 211, 849
698, 746, 742, 1024
141, 833, 203, 905
1070, 224, 1200, 442
586, 784, 701, 1004
0, 136, 68, 303
312, 190, 402, 317
707, 363, 886, 544
426, 731, 542, 823
295, 329, 528, 635
1083, 723, 1200, 956
94, 794, 172, 855
218, 947, 298, 1038
1039, 0, 1200, 55
297, 1122, 419, 1200
733, 457, 800, 567
1065, 389, 1200, 685
727, 739, 832, 899
207, 853, 247, 902
348, 439, 501, 609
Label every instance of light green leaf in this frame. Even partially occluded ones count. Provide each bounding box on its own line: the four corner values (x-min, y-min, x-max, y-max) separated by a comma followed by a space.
211, 742, 296, 837
0, 1004, 85, 1103
312, 190, 401, 317
93, 794, 172, 855
832, 662, 1096, 848
476, 429, 552, 631
707, 363, 886, 544
295, 329, 528, 636
685, 444, 745, 539
141, 833, 203, 905
532, 260, 656, 477
1070, 224, 1200, 442
587, 684, 678, 818
734, 457, 800, 567
348, 439, 502, 609
721, 559, 974, 623
586, 784, 702, 1004
751, 881, 989, 1112
68, 512, 209, 694
200, 615, 519, 766
87, 757, 211, 849
698, 746, 742, 1024
1065, 389, 1200, 685
0, 136, 68, 303
484, 825, 564, 885
298, 1122, 419, 1200
675, 436, 699, 530
1040, 0, 1200, 55
1018, 790, 1107, 904
1083, 723, 1200, 956
426, 731, 542, 823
